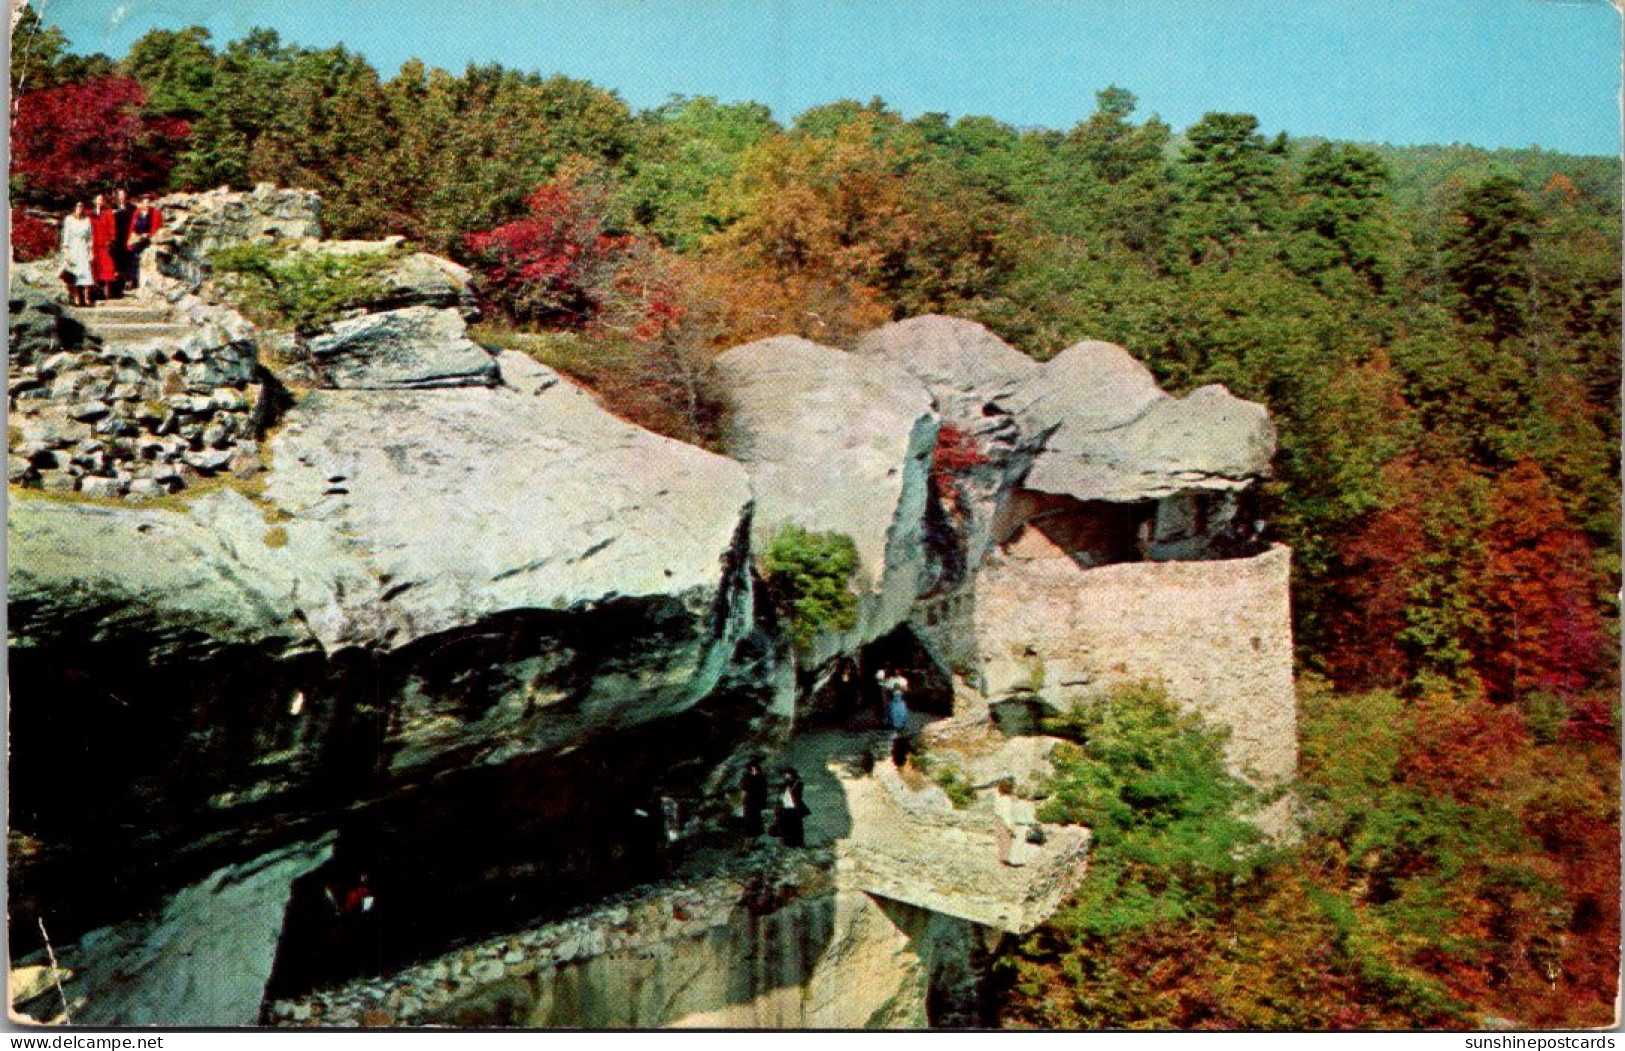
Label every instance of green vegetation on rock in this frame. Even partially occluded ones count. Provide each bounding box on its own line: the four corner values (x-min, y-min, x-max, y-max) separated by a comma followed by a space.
759, 524, 860, 649
210, 241, 401, 334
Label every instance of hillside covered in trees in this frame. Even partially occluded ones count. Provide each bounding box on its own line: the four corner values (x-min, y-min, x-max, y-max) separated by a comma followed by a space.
9, 12, 1620, 1029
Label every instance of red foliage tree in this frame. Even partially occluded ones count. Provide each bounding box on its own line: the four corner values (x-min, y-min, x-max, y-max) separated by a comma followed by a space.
1471, 460, 1608, 703
10, 209, 59, 261
10, 76, 190, 206
462, 166, 638, 328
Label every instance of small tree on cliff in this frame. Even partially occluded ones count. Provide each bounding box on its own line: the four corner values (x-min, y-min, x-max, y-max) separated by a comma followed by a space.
760, 525, 861, 649
10, 76, 190, 206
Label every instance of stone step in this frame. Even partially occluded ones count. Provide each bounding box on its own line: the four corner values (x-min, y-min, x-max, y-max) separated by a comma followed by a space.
82, 322, 196, 345
69, 307, 174, 325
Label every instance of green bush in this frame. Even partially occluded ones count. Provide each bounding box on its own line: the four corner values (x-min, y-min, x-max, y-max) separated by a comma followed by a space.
1037, 681, 1265, 936
210, 241, 401, 334
760, 524, 860, 649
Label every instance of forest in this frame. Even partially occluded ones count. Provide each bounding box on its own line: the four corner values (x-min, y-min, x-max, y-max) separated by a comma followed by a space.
8, 10, 1620, 1029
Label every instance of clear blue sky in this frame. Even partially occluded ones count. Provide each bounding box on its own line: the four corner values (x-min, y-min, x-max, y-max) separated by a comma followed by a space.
29, 0, 1624, 155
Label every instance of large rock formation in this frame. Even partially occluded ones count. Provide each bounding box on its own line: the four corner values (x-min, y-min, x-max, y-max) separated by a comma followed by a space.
153, 184, 324, 285
855, 316, 1043, 569
1011, 340, 1275, 503
8, 185, 1304, 1030
267, 849, 984, 1029
714, 335, 940, 657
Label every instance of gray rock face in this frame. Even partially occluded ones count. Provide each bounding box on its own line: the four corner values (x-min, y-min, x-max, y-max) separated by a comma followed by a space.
154, 184, 324, 287
714, 335, 939, 654
855, 316, 1044, 569
7, 369, 774, 996
264, 380, 753, 658
1012, 340, 1274, 502
308, 306, 500, 389
1008, 340, 1165, 439
9, 287, 92, 365
52, 838, 332, 1027
855, 315, 1038, 432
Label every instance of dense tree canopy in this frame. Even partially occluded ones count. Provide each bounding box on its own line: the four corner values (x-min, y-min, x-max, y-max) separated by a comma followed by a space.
9, 16, 1619, 1030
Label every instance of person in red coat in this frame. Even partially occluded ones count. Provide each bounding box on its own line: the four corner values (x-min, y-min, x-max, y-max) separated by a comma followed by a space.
89, 193, 118, 301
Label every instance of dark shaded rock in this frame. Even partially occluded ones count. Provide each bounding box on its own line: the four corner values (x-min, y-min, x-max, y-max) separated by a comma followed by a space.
308, 306, 500, 390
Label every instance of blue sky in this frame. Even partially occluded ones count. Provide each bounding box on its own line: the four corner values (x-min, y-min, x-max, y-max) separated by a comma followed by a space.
30, 0, 1624, 154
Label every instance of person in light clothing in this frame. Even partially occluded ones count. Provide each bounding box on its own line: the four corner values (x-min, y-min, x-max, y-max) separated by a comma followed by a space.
994, 779, 1038, 867
58, 201, 94, 307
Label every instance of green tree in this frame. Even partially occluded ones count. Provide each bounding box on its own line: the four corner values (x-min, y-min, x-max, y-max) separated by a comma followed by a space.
1169, 112, 1287, 267
1441, 174, 1538, 342
121, 26, 218, 120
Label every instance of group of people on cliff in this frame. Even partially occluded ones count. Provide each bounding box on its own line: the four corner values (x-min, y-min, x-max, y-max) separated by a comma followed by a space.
55, 189, 163, 306
739, 759, 810, 848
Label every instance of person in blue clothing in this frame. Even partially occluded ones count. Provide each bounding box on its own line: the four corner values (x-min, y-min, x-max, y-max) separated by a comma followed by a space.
884, 670, 910, 732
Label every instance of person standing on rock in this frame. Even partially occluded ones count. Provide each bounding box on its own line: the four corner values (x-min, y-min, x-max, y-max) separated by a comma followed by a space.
740, 758, 768, 838
88, 193, 119, 302
110, 188, 136, 297
127, 192, 162, 290
775, 769, 810, 848
58, 201, 94, 307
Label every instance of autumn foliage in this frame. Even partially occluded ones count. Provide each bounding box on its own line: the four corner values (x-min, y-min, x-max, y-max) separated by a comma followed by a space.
462, 167, 640, 328
10, 76, 189, 205
10, 209, 58, 261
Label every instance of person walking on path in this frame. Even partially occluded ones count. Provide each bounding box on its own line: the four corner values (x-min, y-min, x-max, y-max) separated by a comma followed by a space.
89, 193, 118, 301
775, 769, 810, 848
110, 188, 135, 297
740, 758, 768, 838
59, 201, 94, 307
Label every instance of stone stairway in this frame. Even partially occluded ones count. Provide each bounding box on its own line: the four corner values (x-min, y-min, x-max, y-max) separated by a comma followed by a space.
68, 295, 194, 347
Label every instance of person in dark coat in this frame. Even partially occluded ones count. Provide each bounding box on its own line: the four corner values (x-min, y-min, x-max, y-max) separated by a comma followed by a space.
741, 758, 768, 837
110, 188, 135, 297
775, 769, 810, 848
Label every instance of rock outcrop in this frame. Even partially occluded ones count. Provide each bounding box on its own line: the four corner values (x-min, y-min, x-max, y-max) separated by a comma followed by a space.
266, 848, 982, 1029
154, 184, 324, 286
8, 184, 1304, 1030
714, 335, 940, 657
1011, 340, 1275, 502
308, 306, 499, 389
855, 316, 1043, 568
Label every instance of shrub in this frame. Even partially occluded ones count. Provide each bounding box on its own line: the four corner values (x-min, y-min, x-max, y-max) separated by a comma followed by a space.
11, 210, 58, 261
210, 241, 400, 334
931, 423, 990, 518
760, 524, 860, 649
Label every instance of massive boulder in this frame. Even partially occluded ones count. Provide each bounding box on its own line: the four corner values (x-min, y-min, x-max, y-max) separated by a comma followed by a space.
854, 315, 1038, 433
7, 358, 774, 984
308, 306, 500, 389
1010, 340, 1274, 502
855, 316, 1043, 568
713, 335, 939, 658
8, 286, 92, 366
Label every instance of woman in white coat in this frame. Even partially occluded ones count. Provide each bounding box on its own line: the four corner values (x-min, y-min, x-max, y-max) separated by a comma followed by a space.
59, 201, 94, 307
